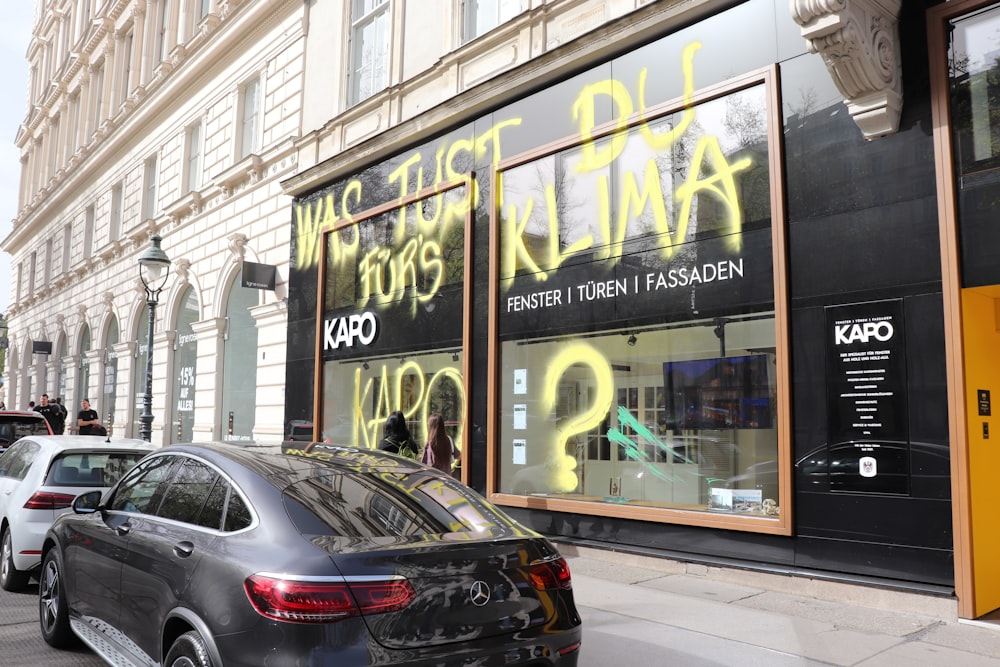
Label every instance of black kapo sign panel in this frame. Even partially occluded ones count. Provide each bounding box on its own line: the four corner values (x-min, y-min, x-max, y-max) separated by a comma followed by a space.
825, 299, 909, 494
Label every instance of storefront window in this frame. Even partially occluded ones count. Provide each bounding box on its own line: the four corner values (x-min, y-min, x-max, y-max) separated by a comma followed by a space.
220, 274, 258, 441
495, 78, 782, 518
169, 287, 199, 443
949, 4, 1000, 287
320, 184, 468, 450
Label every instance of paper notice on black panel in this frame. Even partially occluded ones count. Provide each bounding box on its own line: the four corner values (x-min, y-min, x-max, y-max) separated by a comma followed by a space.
826, 299, 909, 443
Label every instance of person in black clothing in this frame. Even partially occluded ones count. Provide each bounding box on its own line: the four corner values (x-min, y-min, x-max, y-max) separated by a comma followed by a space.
34, 394, 64, 434
53, 397, 68, 433
77, 398, 102, 435
377, 411, 417, 458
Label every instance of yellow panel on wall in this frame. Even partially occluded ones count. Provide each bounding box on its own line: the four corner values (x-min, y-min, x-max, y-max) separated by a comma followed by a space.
961, 288, 1000, 617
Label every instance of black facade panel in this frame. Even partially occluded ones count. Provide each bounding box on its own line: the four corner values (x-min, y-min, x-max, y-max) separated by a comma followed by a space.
506, 508, 796, 566
794, 535, 954, 588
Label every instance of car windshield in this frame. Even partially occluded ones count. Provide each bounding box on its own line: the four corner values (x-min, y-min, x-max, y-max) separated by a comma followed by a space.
45, 452, 149, 487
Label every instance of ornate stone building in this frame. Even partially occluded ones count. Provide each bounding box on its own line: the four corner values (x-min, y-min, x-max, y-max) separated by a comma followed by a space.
2, 0, 302, 443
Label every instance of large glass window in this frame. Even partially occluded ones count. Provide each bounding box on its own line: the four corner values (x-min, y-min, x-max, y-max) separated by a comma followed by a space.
169, 287, 199, 443
320, 184, 468, 451
949, 4, 1000, 287
495, 78, 782, 519
220, 274, 258, 441
350, 0, 390, 105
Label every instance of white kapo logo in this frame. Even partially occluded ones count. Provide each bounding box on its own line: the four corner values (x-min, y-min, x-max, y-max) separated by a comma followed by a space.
834, 321, 893, 345
324, 312, 378, 350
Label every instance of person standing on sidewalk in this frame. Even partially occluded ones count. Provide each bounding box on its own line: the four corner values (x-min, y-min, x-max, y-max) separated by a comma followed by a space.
34, 394, 64, 434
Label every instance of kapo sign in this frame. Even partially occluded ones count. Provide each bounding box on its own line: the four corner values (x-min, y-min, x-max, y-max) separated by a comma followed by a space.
324, 312, 378, 350
834, 320, 894, 345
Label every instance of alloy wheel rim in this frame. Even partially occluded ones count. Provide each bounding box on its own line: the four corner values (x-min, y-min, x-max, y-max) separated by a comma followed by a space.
40, 560, 59, 632
1, 534, 9, 581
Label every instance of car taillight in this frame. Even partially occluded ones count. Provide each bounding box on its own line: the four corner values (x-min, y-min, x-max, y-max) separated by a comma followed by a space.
244, 574, 415, 624
529, 557, 572, 591
24, 491, 76, 510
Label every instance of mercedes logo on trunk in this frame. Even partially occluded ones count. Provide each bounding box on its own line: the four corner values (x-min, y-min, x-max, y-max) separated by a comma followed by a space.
469, 580, 491, 606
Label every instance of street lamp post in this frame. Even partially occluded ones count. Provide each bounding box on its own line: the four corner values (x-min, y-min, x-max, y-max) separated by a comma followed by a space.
137, 235, 171, 442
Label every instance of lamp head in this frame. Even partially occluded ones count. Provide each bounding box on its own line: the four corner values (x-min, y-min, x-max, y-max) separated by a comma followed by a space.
138, 235, 172, 295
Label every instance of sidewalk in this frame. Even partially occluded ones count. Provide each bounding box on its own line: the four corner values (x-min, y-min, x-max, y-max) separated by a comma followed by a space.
559, 543, 1000, 665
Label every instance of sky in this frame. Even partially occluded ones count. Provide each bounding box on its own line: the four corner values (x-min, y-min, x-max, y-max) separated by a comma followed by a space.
0, 3, 33, 315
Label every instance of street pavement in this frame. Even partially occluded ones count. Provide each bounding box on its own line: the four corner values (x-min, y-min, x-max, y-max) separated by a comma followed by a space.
561, 542, 1000, 666
4, 544, 1000, 665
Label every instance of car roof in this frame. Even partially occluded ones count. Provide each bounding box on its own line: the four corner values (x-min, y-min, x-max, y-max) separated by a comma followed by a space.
10, 435, 157, 452
0, 410, 46, 420
156, 441, 428, 478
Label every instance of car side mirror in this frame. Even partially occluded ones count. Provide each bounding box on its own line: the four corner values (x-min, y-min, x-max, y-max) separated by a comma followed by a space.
73, 490, 103, 514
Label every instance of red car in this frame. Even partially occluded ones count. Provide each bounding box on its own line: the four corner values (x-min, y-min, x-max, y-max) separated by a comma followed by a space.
0, 411, 52, 452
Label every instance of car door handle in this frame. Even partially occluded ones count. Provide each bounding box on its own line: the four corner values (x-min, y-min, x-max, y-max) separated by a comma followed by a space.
115, 523, 132, 536
174, 541, 194, 558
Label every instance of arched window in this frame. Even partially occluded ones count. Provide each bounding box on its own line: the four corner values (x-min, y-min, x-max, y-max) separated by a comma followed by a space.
56, 337, 67, 401
103, 316, 119, 428
76, 324, 91, 411
169, 287, 199, 443
220, 273, 258, 441
131, 303, 149, 438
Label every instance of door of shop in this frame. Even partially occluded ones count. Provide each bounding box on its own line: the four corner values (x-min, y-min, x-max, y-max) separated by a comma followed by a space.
930, 0, 1000, 619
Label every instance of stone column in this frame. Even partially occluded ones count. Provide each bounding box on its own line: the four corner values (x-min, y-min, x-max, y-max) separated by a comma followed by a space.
190, 317, 226, 442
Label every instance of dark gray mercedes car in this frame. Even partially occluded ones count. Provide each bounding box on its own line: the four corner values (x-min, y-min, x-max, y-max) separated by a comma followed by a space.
38, 442, 582, 666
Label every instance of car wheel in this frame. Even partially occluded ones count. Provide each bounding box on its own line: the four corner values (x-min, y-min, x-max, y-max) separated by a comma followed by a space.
165, 630, 213, 667
1, 529, 29, 592
39, 549, 76, 648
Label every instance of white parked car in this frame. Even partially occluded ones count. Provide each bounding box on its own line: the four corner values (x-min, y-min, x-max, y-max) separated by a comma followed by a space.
0, 434, 156, 591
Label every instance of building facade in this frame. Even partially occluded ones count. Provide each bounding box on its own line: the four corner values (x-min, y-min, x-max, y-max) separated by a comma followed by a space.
2, 0, 302, 442
280, 0, 1000, 621
8, 0, 1000, 623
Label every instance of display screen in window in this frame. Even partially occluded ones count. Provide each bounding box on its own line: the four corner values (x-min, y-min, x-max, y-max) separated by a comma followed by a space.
663, 354, 772, 430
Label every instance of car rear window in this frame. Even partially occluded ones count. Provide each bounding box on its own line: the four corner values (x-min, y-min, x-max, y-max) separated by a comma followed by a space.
46, 451, 148, 487
0, 416, 50, 446
282, 471, 516, 539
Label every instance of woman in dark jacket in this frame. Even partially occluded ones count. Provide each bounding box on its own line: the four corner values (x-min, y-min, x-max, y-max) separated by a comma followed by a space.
378, 411, 416, 458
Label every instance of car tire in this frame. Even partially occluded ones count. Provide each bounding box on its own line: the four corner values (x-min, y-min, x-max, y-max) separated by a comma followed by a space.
165, 630, 213, 667
39, 549, 76, 648
1, 529, 29, 592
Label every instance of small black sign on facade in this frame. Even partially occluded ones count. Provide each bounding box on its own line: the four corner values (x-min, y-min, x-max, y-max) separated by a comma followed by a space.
242, 261, 276, 290
32, 340, 52, 355
979, 389, 991, 416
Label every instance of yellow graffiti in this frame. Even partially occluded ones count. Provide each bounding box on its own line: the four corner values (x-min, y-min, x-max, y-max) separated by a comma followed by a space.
294, 181, 363, 271
674, 135, 752, 253
541, 342, 614, 492
639, 42, 700, 150
349, 361, 465, 451
357, 234, 445, 315
572, 78, 633, 172
502, 41, 759, 277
